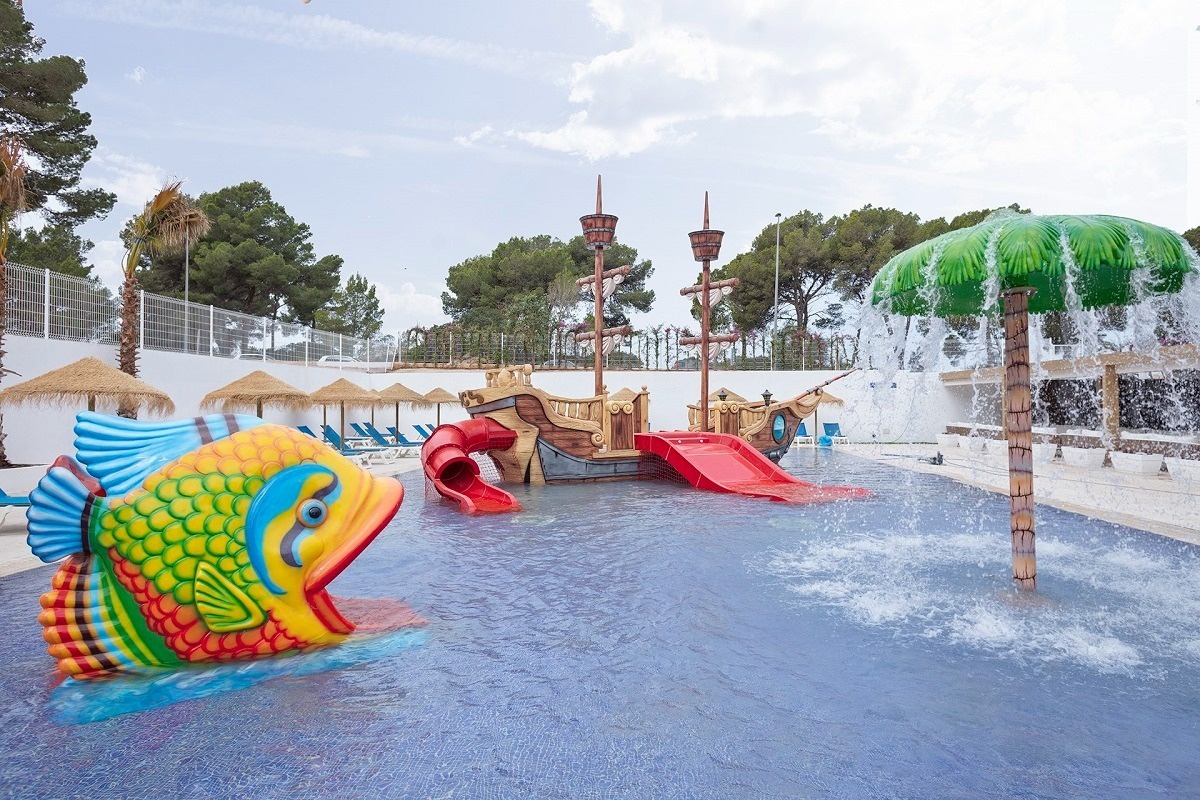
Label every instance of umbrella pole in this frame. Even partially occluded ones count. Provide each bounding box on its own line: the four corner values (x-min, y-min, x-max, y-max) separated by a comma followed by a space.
1003, 288, 1036, 590
437, 404, 441, 427
256, 400, 263, 418
339, 403, 346, 450
395, 402, 400, 443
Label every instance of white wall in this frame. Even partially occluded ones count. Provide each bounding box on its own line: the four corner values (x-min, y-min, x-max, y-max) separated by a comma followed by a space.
2, 337, 961, 465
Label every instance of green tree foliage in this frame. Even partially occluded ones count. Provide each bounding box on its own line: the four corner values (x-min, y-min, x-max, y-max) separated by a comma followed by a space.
138, 181, 341, 326
0, 4, 115, 228
717, 204, 1029, 334
315, 273, 384, 339
6, 223, 93, 277
1184, 226, 1199, 254
442, 234, 655, 330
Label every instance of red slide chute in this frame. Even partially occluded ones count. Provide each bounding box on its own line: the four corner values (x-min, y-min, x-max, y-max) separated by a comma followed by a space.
421, 418, 522, 514
635, 431, 871, 504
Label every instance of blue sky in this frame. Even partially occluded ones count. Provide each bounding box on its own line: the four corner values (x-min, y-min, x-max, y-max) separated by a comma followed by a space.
22, 0, 1199, 332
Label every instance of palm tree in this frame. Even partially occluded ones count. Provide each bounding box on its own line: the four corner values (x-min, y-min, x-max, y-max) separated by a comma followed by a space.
0, 135, 30, 466
118, 182, 210, 401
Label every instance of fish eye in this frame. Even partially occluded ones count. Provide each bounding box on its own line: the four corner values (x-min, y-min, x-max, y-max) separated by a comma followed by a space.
297, 499, 328, 528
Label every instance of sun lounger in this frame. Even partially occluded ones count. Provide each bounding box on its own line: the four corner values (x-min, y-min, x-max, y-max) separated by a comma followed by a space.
823, 423, 848, 444
361, 422, 417, 456
794, 422, 813, 445
387, 427, 424, 447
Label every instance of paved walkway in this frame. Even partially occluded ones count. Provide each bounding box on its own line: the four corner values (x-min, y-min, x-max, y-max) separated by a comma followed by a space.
5, 444, 1199, 578
840, 443, 1200, 545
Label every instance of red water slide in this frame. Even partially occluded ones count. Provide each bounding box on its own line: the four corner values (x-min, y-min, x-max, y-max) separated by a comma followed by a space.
635, 431, 871, 504
421, 418, 522, 514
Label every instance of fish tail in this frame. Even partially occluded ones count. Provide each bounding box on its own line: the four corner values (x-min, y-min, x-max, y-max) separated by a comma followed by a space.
38, 554, 143, 678
27, 459, 101, 563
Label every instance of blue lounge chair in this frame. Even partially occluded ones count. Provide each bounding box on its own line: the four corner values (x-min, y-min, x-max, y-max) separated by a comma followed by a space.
0, 488, 31, 508
322, 426, 391, 464
794, 422, 813, 445
823, 422, 848, 444
413, 424, 434, 440
362, 422, 417, 455
0, 488, 31, 526
387, 427, 424, 447
297, 425, 319, 439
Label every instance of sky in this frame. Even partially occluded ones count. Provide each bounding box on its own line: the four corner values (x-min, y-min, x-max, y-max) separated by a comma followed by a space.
18, 0, 1200, 333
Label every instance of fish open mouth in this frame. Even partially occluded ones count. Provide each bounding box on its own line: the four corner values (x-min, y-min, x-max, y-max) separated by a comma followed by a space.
304, 474, 404, 635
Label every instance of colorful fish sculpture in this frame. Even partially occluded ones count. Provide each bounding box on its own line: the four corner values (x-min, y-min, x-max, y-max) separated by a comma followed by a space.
27, 413, 404, 680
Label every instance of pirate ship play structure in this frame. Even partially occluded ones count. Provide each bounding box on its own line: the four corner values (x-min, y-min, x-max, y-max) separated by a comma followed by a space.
420, 179, 868, 514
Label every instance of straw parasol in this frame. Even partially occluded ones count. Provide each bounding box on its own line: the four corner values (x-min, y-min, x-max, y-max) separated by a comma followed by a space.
309, 378, 381, 446
0, 357, 175, 415
199, 370, 311, 418
808, 390, 844, 447
378, 382, 425, 442
421, 387, 460, 426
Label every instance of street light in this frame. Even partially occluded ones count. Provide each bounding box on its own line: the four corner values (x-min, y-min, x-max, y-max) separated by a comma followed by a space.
772, 212, 781, 371
762, 389, 773, 407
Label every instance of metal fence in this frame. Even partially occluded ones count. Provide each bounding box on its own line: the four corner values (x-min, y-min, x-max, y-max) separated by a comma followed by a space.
397, 326, 858, 371
3, 261, 857, 372
4, 262, 396, 370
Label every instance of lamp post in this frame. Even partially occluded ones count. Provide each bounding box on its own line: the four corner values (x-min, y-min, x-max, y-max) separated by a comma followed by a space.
762, 389, 773, 407
772, 212, 781, 371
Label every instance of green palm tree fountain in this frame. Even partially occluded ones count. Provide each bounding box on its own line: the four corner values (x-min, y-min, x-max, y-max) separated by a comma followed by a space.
870, 213, 1196, 589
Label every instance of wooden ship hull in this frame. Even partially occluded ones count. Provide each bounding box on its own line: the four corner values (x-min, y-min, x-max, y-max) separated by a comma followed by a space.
689, 391, 823, 462
456, 367, 826, 485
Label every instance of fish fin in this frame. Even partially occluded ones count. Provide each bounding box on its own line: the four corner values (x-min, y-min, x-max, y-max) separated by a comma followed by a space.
194, 561, 266, 633
38, 554, 143, 678
74, 412, 263, 498
50, 454, 104, 496
27, 463, 101, 562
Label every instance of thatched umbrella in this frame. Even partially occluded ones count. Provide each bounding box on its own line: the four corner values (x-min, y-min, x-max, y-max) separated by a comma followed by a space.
378, 382, 425, 442
199, 370, 311, 418
422, 387, 460, 426
0, 357, 175, 415
808, 390, 845, 446
309, 378, 380, 447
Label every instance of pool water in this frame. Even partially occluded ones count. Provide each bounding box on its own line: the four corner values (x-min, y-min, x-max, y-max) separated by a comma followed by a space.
2, 450, 1199, 798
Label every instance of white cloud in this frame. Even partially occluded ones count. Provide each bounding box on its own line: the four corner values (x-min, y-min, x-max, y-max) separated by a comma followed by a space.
66, 0, 570, 80
86, 239, 127, 289
80, 150, 168, 210
126, 66, 146, 84
501, 0, 1189, 217
376, 281, 449, 332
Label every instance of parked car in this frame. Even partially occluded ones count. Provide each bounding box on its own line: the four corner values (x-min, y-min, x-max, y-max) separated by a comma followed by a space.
316, 355, 362, 365
232, 352, 276, 361
672, 357, 700, 370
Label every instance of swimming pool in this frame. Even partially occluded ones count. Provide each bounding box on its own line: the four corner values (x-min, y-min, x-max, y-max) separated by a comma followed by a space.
2, 450, 1198, 798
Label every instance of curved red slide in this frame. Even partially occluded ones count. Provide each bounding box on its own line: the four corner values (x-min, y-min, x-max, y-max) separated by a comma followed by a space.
635, 431, 871, 504
421, 418, 522, 514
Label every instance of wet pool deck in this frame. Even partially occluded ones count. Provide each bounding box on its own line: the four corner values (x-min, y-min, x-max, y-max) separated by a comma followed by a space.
3, 444, 1198, 578
839, 443, 1200, 545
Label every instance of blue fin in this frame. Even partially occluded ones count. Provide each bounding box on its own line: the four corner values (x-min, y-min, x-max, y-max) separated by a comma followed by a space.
74, 412, 263, 498
27, 464, 100, 562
